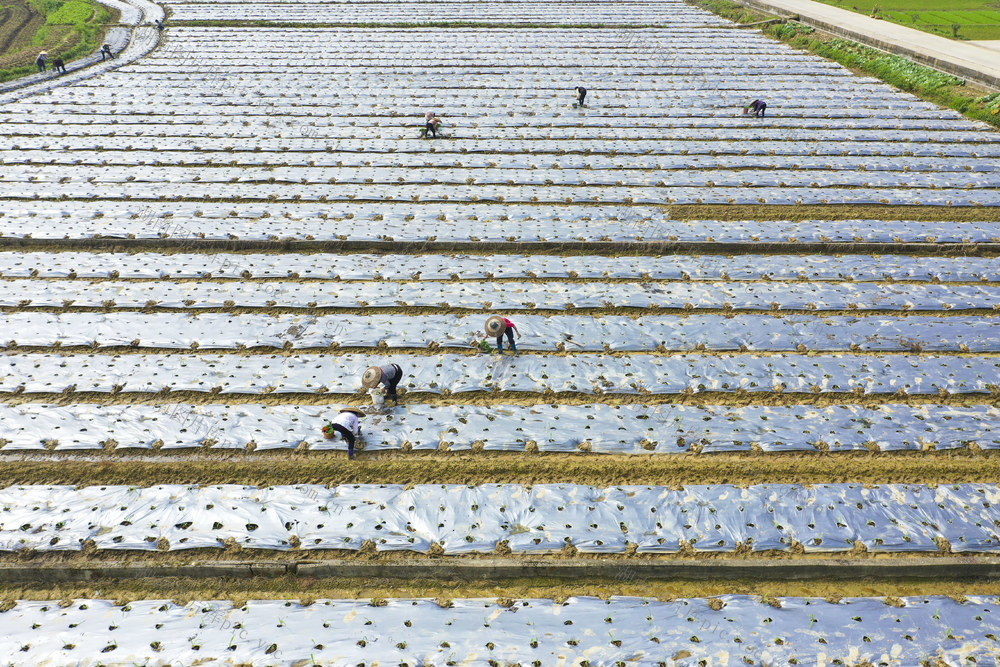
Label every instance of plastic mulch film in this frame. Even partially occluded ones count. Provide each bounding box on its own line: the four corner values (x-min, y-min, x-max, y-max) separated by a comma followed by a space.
1, 279, 997, 310
2, 595, 999, 664
2, 207, 999, 242
2, 251, 998, 281
0, 483, 998, 553
1, 402, 997, 453
0, 352, 996, 395
0, 313, 997, 352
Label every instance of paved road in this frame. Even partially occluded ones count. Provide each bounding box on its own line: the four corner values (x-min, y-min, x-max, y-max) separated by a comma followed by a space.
971, 40, 1000, 54
740, 0, 1000, 90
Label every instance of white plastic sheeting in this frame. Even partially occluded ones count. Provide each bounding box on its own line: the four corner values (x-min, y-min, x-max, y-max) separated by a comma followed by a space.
2, 15, 998, 210
1, 313, 997, 352
7, 149, 998, 175
2, 110, 982, 132
7, 164, 999, 191
1, 352, 998, 395
2, 251, 998, 281
165, 0, 725, 24
1, 483, 998, 553
2, 180, 996, 206
7, 135, 999, 161
4, 279, 999, 310
14, 122, 994, 144
2, 595, 998, 665
1, 206, 998, 243
1, 402, 998, 452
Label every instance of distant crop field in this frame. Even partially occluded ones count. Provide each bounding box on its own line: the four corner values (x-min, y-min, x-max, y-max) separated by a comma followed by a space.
0, 0, 46, 61
815, 0, 1000, 40
0, 0, 116, 82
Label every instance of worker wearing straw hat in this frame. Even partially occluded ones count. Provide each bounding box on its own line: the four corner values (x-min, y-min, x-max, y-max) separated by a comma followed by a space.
486, 316, 520, 354
330, 407, 364, 459
361, 363, 404, 403
36, 52, 47, 73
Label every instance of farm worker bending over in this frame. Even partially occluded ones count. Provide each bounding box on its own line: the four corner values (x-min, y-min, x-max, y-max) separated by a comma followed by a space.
362, 363, 404, 403
329, 407, 364, 459
52, 57, 66, 74
36, 52, 47, 73
101, 44, 115, 61
486, 315, 520, 354
575, 86, 587, 106
420, 111, 441, 138
745, 99, 766, 117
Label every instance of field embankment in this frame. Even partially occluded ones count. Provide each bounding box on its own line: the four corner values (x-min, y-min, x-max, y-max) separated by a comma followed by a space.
0, 0, 119, 83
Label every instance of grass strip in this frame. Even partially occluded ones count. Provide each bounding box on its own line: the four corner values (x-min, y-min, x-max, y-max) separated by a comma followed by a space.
1, 454, 999, 486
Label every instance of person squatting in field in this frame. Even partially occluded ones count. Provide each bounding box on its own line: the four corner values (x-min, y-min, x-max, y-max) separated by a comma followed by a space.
421, 111, 441, 138
330, 407, 363, 459
746, 99, 766, 117
377, 363, 404, 402
496, 317, 520, 354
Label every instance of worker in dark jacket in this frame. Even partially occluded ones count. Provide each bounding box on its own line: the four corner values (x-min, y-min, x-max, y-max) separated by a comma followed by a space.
575, 86, 587, 106
745, 99, 767, 117
420, 111, 441, 138
362, 363, 404, 403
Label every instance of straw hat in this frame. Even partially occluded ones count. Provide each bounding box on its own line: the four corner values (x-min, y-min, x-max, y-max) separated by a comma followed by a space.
485, 315, 506, 337
339, 407, 366, 417
361, 365, 383, 389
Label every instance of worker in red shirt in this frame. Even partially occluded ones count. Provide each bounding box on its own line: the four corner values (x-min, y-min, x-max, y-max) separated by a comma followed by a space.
494, 317, 520, 354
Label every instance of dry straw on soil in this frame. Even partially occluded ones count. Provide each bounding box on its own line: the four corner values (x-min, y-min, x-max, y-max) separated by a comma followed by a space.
1, 453, 998, 486
1, 576, 995, 605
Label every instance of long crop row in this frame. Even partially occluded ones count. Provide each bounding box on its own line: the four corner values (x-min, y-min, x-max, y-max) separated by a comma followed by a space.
2, 402, 998, 452
2, 482, 998, 553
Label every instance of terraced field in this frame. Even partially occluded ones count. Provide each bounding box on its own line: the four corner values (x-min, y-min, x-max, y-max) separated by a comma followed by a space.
1, 0, 1000, 663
